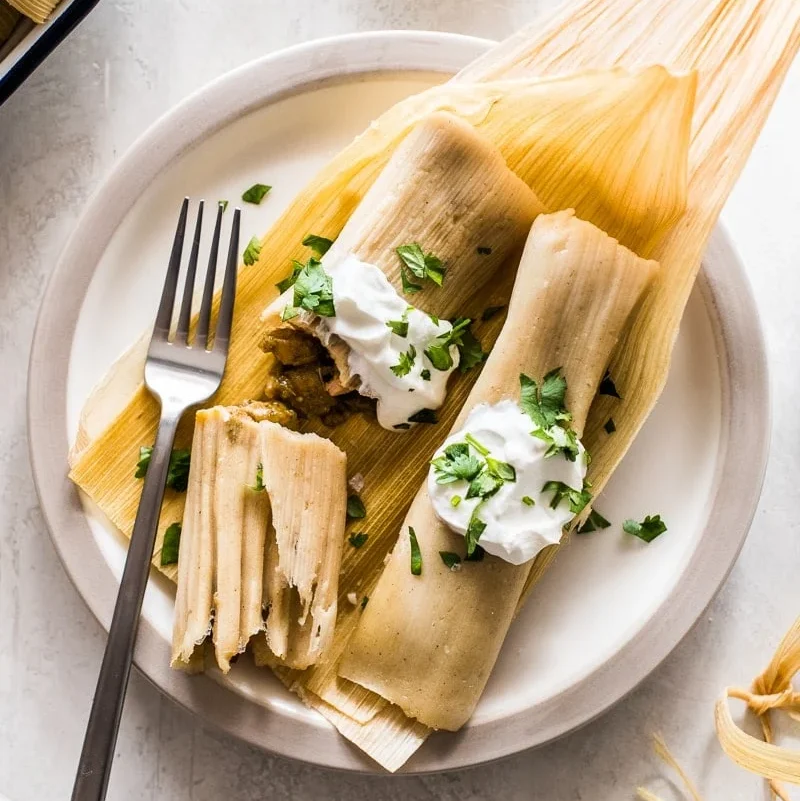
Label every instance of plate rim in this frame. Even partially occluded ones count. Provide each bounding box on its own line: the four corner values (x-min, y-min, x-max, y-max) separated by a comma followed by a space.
27, 30, 770, 774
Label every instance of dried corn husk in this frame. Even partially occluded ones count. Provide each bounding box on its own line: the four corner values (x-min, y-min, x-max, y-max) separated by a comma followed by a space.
637, 734, 705, 801
69, 0, 800, 772
340, 210, 658, 730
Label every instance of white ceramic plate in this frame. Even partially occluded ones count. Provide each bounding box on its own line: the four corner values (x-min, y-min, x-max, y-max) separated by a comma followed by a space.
28, 31, 770, 773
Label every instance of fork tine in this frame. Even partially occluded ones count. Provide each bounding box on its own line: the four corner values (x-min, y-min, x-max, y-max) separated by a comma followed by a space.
195, 203, 223, 350
175, 200, 204, 345
213, 208, 240, 355
152, 198, 189, 341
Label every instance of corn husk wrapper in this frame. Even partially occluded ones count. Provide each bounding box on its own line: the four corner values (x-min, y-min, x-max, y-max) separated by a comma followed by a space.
6, 0, 58, 24
341, 210, 658, 730
68, 0, 800, 772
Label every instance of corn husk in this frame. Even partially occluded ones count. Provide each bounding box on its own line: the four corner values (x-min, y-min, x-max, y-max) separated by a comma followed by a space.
6, 0, 57, 24
637, 735, 705, 801
68, 0, 800, 772
341, 210, 658, 730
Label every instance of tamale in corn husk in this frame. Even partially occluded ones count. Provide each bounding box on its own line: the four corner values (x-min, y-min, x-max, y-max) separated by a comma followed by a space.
172, 403, 347, 672
69, 0, 800, 772
341, 210, 658, 730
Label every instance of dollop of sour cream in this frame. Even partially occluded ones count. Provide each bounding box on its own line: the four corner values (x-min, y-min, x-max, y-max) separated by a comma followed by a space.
318, 254, 459, 430
427, 400, 588, 565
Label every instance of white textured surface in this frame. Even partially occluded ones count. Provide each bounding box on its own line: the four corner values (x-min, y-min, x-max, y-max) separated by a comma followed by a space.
0, 2, 799, 800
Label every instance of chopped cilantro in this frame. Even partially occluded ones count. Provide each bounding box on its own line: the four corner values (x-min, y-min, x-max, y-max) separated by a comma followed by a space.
481, 305, 505, 321
522, 495, 535, 507
386, 308, 410, 338
276, 259, 305, 293
393, 423, 411, 430
346, 494, 366, 519
577, 509, 611, 534
421, 369, 431, 381
396, 243, 446, 288
250, 463, 265, 492
465, 512, 486, 557
391, 344, 416, 377
623, 514, 667, 543
604, 418, 616, 434
293, 260, 335, 317
486, 457, 516, 482
242, 236, 261, 266
542, 480, 592, 515
466, 471, 504, 500
161, 522, 181, 566
302, 233, 334, 256
408, 408, 438, 424
465, 544, 485, 562
360, 595, 369, 609
520, 369, 580, 461
431, 443, 483, 485
424, 317, 471, 372
409, 526, 422, 575
281, 306, 299, 321
135, 447, 190, 492
241, 183, 271, 204
439, 551, 462, 569
348, 532, 369, 549
451, 495, 462, 507
476, 246, 492, 255
219, 200, 229, 212
464, 433, 489, 457
599, 370, 621, 398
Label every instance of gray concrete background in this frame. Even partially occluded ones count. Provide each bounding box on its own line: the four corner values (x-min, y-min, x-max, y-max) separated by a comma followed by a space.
1, 1, 799, 799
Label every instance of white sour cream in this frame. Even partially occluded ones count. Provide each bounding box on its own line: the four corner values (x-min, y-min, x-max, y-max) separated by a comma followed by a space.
317, 254, 459, 430
427, 400, 588, 565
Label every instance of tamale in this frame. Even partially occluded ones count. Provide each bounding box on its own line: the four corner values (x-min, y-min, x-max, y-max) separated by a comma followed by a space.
341, 210, 658, 730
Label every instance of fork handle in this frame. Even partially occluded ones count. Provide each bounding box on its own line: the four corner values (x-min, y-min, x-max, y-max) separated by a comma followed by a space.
71, 406, 184, 801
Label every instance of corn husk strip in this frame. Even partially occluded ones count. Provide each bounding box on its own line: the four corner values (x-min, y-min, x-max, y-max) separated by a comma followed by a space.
6, 0, 57, 24
715, 615, 800, 800
0, 2, 19, 43
636, 734, 705, 801
257, 423, 347, 670
340, 211, 658, 730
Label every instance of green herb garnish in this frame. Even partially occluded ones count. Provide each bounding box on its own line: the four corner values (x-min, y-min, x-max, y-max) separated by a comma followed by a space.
431, 443, 483, 484
542, 480, 592, 515
349, 532, 369, 549
250, 463, 265, 492
276, 259, 306, 293
465, 544, 485, 562
520, 369, 580, 461
451, 495, 462, 507
424, 317, 472, 372
476, 246, 492, 255
281, 306, 299, 321
599, 370, 621, 398
386, 307, 410, 338
481, 305, 505, 321
293, 260, 335, 317
577, 509, 611, 534
408, 408, 438, 424
135, 447, 190, 492
396, 243, 446, 288
161, 522, 182, 566
522, 495, 535, 507
604, 418, 616, 434
465, 512, 486, 557
241, 183, 271, 204
623, 514, 667, 543
242, 236, 262, 266
302, 233, 334, 256
466, 471, 504, 500
409, 526, 422, 575
219, 200, 229, 212
393, 423, 411, 430
421, 369, 431, 381
346, 494, 366, 519
439, 551, 462, 569
391, 344, 416, 377
464, 433, 489, 456
360, 595, 369, 609
457, 326, 488, 372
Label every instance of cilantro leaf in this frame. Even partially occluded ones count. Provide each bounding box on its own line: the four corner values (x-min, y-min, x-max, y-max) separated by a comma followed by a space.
400, 265, 422, 295
386, 307, 410, 337
243, 236, 261, 266
241, 183, 271, 204
466, 471, 504, 500
346, 494, 366, 519
599, 370, 621, 398
457, 326, 487, 373
302, 233, 334, 256
465, 544, 485, 561
424, 317, 472, 372
409, 526, 422, 575
161, 522, 181, 566
360, 595, 369, 609
519, 369, 569, 429
542, 480, 592, 515
281, 306, 299, 321
408, 408, 438, 424
577, 509, 611, 534
522, 496, 535, 506
623, 514, 667, 543
135, 446, 152, 479
481, 305, 505, 321
391, 344, 416, 377
465, 512, 486, 557
249, 463, 265, 492
431, 443, 483, 484
421, 369, 431, 381
439, 551, 462, 569
136, 446, 190, 492
276, 259, 305, 293
486, 457, 516, 482
396, 243, 446, 288
293, 260, 335, 317
604, 418, 616, 434
349, 532, 369, 548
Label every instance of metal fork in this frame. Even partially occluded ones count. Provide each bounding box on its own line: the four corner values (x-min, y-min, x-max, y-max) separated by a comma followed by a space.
71, 198, 240, 801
